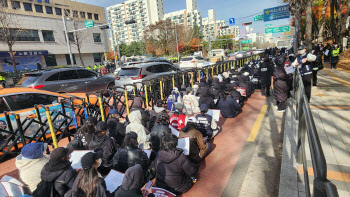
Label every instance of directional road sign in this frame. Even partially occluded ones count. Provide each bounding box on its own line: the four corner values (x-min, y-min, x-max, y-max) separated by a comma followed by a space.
264, 5, 290, 22
254, 15, 264, 21
242, 39, 253, 44
229, 18, 235, 26
265, 24, 272, 27
265, 26, 290, 34
84, 20, 94, 28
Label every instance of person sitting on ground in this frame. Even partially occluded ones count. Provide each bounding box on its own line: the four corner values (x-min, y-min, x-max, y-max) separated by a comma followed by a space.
192, 83, 199, 96
126, 110, 151, 149
89, 121, 118, 176
39, 147, 77, 197
195, 104, 219, 139
150, 113, 171, 153
229, 86, 244, 107
217, 90, 242, 118
114, 164, 155, 197
15, 142, 49, 194
167, 87, 182, 111
170, 103, 188, 131
130, 97, 150, 129
71, 152, 109, 197
183, 87, 200, 115
210, 83, 222, 100
180, 84, 187, 97
70, 116, 97, 150
198, 87, 216, 109
179, 117, 210, 163
112, 132, 150, 175
154, 134, 199, 195
107, 109, 126, 146
195, 78, 207, 96
149, 99, 168, 131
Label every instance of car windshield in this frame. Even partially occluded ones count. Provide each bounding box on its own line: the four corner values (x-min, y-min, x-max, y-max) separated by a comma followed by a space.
182, 57, 193, 61
17, 73, 43, 86
118, 67, 140, 77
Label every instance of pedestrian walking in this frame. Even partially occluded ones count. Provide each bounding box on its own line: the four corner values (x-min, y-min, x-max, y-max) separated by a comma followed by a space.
330, 44, 341, 69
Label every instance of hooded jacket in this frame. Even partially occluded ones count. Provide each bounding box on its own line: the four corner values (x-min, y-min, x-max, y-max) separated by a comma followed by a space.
150, 122, 171, 152
217, 95, 242, 118
16, 155, 49, 193
130, 97, 150, 128
40, 160, 78, 196
183, 93, 200, 115
114, 164, 147, 197
155, 149, 198, 194
126, 111, 151, 149
178, 127, 208, 163
89, 135, 117, 173
71, 177, 108, 197
107, 118, 126, 146
112, 146, 149, 174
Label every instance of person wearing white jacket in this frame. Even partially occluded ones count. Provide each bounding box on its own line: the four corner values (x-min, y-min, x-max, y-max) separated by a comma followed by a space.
126, 110, 151, 149
15, 142, 49, 193
183, 87, 200, 115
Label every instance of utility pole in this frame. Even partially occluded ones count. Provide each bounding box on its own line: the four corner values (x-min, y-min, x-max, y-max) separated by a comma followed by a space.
175, 23, 180, 62
62, 15, 74, 66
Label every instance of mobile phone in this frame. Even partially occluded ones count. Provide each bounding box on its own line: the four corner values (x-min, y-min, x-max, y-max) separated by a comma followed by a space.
145, 180, 153, 190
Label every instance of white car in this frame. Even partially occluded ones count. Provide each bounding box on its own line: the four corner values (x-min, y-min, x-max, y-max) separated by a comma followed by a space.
114, 61, 140, 76
179, 56, 206, 69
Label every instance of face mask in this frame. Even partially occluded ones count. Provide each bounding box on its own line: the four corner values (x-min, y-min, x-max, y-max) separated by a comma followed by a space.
97, 158, 102, 167
299, 50, 306, 55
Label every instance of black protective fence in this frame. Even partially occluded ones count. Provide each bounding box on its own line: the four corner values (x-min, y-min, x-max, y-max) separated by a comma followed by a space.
0, 54, 264, 162
293, 70, 339, 197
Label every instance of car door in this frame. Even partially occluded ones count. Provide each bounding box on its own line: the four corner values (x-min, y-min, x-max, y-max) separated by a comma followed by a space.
58, 70, 85, 93
162, 63, 176, 75
76, 69, 104, 92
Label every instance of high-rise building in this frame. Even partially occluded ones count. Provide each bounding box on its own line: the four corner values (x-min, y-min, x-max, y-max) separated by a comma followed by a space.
0, 0, 108, 72
208, 9, 215, 22
186, 0, 197, 12
107, 0, 164, 45
163, 9, 202, 28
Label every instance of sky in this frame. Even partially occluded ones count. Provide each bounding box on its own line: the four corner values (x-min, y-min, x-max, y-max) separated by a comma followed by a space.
76, 0, 290, 35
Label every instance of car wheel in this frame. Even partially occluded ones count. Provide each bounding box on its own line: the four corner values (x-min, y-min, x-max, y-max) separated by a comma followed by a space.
107, 82, 115, 90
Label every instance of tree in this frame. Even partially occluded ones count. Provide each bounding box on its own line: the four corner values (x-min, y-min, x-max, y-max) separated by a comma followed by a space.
318, 0, 330, 43
305, 0, 313, 51
0, 0, 22, 78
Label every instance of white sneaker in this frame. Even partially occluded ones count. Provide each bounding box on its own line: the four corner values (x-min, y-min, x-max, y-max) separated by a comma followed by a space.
277, 109, 285, 112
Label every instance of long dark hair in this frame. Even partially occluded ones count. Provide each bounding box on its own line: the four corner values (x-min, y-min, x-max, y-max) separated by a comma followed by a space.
122, 132, 139, 149
76, 167, 99, 197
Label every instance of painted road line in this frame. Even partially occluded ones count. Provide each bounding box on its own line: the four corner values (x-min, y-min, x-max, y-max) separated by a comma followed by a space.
247, 105, 268, 142
297, 166, 350, 183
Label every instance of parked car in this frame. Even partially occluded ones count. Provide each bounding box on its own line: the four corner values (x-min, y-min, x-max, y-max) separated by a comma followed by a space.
179, 56, 206, 69
16, 68, 115, 93
114, 61, 141, 76
115, 62, 180, 91
233, 51, 246, 59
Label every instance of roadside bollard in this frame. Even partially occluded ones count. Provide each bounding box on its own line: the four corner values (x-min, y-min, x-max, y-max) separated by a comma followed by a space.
160, 80, 164, 100
124, 87, 130, 116
182, 73, 185, 85
197, 70, 200, 82
191, 72, 194, 87
82, 99, 88, 119
45, 107, 58, 148
144, 84, 149, 110
98, 94, 105, 122
172, 75, 175, 89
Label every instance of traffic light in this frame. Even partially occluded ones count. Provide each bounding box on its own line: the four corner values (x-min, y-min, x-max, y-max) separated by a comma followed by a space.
99, 25, 109, 30
242, 22, 252, 26
125, 19, 136, 25
220, 26, 229, 29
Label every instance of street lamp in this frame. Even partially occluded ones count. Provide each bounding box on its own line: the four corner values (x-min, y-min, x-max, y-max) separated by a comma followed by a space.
62, 15, 74, 67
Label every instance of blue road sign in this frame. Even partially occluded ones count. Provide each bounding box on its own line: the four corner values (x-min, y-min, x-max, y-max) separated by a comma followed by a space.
264, 5, 290, 22
229, 18, 235, 26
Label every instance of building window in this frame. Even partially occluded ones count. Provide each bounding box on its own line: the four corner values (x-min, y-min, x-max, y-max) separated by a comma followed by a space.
93, 33, 101, 42
45, 6, 53, 14
8, 29, 40, 41
34, 4, 43, 13
11, 1, 20, 10
80, 11, 85, 19
66, 32, 75, 42
93, 14, 99, 20
44, 55, 57, 67
64, 9, 70, 17
87, 12, 92, 19
1, 0, 8, 8
73, 10, 78, 18
23, 3, 32, 11
55, 7, 62, 15
93, 53, 101, 63
65, 54, 76, 65
42, 30, 55, 41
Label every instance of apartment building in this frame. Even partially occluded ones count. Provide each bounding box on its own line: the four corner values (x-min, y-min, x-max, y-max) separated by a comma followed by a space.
163, 0, 201, 28
107, 0, 164, 46
0, 0, 109, 73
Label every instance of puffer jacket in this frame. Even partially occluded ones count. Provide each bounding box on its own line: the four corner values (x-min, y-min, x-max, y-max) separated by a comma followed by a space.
182, 93, 200, 115
40, 161, 77, 196
89, 135, 117, 175
112, 146, 150, 174
126, 111, 151, 149
155, 149, 198, 195
15, 155, 49, 193
150, 123, 171, 152
70, 177, 108, 197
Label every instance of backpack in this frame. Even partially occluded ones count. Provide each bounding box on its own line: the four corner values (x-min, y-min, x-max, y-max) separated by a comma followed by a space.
32, 180, 60, 197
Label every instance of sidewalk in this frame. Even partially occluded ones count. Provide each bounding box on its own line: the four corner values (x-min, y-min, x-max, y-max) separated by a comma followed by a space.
298, 67, 350, 197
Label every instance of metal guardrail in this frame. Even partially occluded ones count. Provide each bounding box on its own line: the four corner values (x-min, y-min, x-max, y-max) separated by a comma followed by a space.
293, 69, 339, 197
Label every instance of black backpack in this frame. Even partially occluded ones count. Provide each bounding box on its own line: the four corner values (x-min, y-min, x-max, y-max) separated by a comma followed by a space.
33, 180, 60, 197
